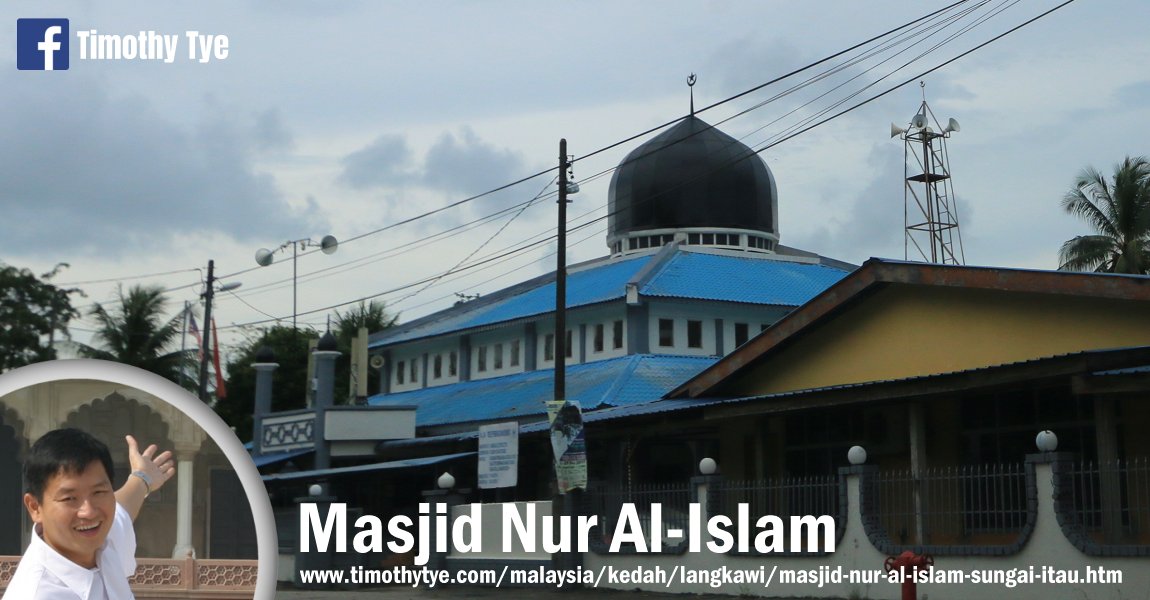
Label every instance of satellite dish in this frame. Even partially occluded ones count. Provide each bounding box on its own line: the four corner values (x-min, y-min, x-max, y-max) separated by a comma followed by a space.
890, 123, 908, 138
255, 248, 274, 267
369, 355, 385, 369
945, 117, 961, 133
320, 235, 339, 255
911, 113, 928, 129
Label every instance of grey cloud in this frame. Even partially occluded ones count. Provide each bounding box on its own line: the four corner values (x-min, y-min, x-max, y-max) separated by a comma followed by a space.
251, 108, 294, 152
0, 74, 320, 259
704, 37, 807, 100
338, 134, 415, 189
422, 128, 529, 195
338, 127, 532, 196
1115, 80, 1150, 109
792, 145, 908, 264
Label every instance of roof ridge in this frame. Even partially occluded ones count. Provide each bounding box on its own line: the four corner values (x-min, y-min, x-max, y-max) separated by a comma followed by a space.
595, 354, 645, 409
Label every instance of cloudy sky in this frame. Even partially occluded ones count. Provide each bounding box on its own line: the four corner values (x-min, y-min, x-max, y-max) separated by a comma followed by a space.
3, 0, 1148, 356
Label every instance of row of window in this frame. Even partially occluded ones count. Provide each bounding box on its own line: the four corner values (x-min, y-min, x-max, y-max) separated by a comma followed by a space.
396, 351, 459, 385
541, 320, 626, 361
392, 317, 773, 389
475, 340, 521, 373
612, 232, 777, 254
656, 318, 768, 350
394, 320, 626, 386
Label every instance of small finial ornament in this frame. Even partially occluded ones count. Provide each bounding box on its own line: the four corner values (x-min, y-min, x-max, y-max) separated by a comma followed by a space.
688, 73, 697, 115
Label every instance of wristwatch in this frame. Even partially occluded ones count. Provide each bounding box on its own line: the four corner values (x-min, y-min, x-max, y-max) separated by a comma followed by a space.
131, 470, 153, 497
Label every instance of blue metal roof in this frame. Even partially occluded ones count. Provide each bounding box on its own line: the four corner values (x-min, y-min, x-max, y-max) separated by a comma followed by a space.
370, 248, 851, 348
640, 252, 849, 305
368, 354, 716, 428
262, 452, 476, 482
372, 256, 650, 346
251, 448, 313, 468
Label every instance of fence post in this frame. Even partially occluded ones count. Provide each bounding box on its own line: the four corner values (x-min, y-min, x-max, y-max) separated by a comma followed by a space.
691, 458, 722, 524
422, 475, 469, 572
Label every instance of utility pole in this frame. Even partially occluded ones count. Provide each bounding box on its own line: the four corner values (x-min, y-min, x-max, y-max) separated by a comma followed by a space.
197, 260, 216, 402
554, 138, 569, 402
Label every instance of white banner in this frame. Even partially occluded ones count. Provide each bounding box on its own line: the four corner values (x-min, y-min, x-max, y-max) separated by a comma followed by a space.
477, 421, 518, 489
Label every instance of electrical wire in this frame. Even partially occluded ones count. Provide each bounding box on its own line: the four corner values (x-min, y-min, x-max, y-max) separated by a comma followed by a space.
72, 0, 1076, 333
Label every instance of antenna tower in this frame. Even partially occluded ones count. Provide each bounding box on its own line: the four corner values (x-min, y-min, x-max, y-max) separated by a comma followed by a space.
891, 82, 965, 264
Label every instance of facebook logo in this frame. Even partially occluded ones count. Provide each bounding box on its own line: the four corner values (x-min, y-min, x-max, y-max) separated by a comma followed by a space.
17, 18, 69, 70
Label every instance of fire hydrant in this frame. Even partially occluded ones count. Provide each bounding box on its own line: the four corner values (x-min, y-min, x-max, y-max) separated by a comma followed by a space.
884, 551, 934, 600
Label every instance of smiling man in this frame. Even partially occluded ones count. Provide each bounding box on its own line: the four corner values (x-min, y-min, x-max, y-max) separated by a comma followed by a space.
4, 429, 176, 600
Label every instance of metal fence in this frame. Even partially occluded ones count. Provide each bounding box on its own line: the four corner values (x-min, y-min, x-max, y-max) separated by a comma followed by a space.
581, 481, 693, 552
1060, 457, 1150, 545
870, 463, 1029, 547
711, 475, 841, 553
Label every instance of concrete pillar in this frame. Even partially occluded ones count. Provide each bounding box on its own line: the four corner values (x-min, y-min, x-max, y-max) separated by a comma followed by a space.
312, 333, 340, 473
251, 356, 278, 456
171, 452, 196, 558
420, 487, 468, 571
908, 402, 927, 544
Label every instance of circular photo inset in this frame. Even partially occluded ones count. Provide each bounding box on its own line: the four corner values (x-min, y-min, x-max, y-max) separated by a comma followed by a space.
0, 360, 274, 599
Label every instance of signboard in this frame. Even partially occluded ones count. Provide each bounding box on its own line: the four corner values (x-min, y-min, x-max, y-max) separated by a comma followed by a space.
547, 400, 587, 492
477, 421, 518, 489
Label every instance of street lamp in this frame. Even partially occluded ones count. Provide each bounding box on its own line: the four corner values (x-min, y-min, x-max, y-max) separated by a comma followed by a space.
198, 259, 242, 402
254, 235, 338, 329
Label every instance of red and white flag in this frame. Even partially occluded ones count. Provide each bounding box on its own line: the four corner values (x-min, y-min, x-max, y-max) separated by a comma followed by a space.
212, 318, 227, 400
187, 314, 204, 361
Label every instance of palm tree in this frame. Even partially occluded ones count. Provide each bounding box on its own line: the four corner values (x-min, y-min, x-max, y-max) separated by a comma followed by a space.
1059, 156, 1150, 274
79, 285, 194, 384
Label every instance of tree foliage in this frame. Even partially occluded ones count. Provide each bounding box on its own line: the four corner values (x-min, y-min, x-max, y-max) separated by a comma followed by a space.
0, 262, 79, 372
1059, 156, 1150, 274
333, 301, 397, 402
220, 326, 318, 442
78, 285, 193, 385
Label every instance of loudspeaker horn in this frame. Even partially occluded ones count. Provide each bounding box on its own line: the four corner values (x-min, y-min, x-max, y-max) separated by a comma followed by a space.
255, 248, 274, 267
945, 117, 961, 133
369, 355, 385, 369
890, 123, 908, 138
320, 235, 339, 255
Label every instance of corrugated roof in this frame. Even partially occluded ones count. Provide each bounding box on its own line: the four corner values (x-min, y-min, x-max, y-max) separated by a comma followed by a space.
371, 255, 650, 346
641, 251, 850, 305
262, 452, 475, 482
250, 448, 312, 467
1093, 365, 1150, 376
371, 248, 852, 348
368, 354, 715, 428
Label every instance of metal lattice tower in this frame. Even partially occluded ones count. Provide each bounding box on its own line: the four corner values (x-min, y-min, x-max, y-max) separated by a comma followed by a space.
893, 84, 965, 265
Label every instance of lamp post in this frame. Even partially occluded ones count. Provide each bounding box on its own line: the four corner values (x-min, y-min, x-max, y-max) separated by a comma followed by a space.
255, 235, 338, 329
198, 260, 241, 402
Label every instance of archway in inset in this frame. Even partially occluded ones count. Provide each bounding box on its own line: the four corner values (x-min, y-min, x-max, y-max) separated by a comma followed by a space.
64, 392, 173, 558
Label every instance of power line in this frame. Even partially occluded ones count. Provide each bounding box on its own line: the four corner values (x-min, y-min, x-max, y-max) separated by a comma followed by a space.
73, 0, 1074, 333
62, 1, 975, 294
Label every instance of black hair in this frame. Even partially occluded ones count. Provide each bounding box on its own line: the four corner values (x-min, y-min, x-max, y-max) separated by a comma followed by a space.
23, 428, 115, 500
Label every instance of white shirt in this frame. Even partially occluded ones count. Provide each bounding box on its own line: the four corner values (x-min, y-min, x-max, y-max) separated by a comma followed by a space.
3, 503, 137, 600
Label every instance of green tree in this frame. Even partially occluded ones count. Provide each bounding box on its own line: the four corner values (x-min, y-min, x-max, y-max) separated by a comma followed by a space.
0, 262, 79, 372
78, 285, 193, 384
332, 300, 397, 402
220, 326, 318, 442
1059, 156, 1150, 274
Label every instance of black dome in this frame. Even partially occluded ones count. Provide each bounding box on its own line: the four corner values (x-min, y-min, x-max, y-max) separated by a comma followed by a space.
254, 345, 276, 363
607, 116, 777, 242
317, 331, 338, 352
